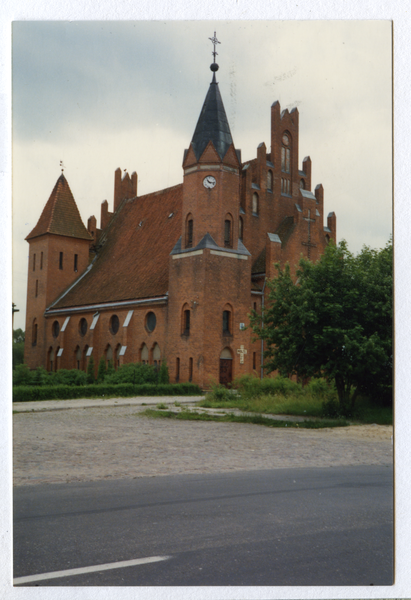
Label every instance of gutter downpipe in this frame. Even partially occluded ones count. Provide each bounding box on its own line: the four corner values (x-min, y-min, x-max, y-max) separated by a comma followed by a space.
261, 277, 267, 380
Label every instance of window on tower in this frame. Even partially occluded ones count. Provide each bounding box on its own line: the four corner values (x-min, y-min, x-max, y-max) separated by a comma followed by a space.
59, 252, 63, 270
239, 216, 244, 242
183, 309, 190, 335
223, 310, 231, 335
252, 193, 259, 215
186, 216, 194, 248
267, 170, 273, 191
224, 215, 233, 248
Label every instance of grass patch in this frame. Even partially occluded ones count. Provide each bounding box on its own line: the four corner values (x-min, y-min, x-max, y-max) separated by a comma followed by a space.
138, 409, 348, 429
201, 376, 392, 426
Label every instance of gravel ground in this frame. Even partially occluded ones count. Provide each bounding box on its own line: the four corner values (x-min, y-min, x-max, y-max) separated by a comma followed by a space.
13, 400, 393, 487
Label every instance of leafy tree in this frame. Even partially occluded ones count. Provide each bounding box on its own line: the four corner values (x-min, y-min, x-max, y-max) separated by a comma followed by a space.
87, 355, 96, 384
97, 357, 107, 383
13, 329, 25, 369
158, 360, 169, 385
250, 240, 392, 412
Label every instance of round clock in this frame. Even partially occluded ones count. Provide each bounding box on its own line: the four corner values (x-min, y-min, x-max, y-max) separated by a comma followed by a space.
203, 175, 216, 189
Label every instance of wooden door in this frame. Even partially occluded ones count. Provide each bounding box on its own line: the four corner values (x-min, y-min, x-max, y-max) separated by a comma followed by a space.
219, 358, 233, 386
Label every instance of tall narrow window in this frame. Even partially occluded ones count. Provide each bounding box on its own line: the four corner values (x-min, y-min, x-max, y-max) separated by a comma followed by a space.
189, 357, 193, 382
32, 320, 38, 346
224, 220, 232, 248
74, 254, 78, 272
300, 179, 305, 190
252, 193, 259, 215
176, 357, 180, 382
186, 218, 193, 248
35, 280, 38, 297
33, 254, 36, 271
40, 252, 43, 270
281, 133, 291, 174
59, 252, 63, 270
267, 170, 273, 191
223, 310, 231, 334
253, 352, 257, 370
76, 346, 81, 370
239, 217, 244, 242
183, 309, 190, 335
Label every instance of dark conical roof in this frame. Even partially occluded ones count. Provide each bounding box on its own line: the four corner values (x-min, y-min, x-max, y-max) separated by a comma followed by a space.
26, 174, 92, 241
190, 73, 234, 161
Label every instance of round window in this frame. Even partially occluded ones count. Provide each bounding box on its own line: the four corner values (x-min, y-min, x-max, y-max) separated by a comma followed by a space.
79, 318, 87, 337
110, 314, 120, 335
146, 311, 156, 332
52, 320, 60, 338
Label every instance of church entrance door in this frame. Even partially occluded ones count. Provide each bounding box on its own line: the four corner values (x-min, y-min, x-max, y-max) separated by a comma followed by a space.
219, 348, 233, 386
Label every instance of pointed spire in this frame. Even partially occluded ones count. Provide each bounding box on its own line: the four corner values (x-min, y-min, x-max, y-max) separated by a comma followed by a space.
26, 174, 92, 241
190, 33, 234, 161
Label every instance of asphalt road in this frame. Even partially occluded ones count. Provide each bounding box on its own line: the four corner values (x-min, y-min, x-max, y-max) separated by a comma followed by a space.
13, 464, 393, 586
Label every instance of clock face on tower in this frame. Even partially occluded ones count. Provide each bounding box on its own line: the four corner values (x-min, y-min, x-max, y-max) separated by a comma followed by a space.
203, 175, 216, 189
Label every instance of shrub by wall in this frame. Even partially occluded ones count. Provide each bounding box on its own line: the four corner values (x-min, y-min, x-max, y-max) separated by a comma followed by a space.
13, 382, 203, 402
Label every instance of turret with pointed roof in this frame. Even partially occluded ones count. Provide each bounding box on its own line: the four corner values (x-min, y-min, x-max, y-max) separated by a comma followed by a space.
26, 174, 92, 242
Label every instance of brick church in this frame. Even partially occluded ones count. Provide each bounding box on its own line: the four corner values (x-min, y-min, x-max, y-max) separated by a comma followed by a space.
24, 40, 336, 388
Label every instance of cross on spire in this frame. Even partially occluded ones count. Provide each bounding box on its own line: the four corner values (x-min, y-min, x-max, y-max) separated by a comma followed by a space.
302, 209, 317, 259
209, 31, 221, 64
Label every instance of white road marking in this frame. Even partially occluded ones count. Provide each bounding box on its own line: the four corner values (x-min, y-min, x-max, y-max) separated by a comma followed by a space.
14, 555, 171, 585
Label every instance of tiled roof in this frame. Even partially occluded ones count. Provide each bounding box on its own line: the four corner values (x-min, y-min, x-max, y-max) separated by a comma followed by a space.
51, 184, 183, 309
26, 174, 92, 241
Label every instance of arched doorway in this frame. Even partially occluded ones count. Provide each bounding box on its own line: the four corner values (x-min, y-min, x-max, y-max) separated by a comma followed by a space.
219, 347, 233, 386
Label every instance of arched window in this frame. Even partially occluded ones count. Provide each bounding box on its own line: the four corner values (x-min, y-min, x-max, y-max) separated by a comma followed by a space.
224, 214, 233, 248
185, 214, 194, 248
52, 320, 60, 338
222, 310, 231, 334
152, 343, 161, 370
325, 234, 330, 245
239, 217, 244, 242
175, 357, 180, 382
32, 319, 38, 347
267, 170, 273, 191
300, 179, 305, 190
252, 193, 259, 215
75, 345, 81, 370
105, 344, 113, 366
141, 343, 149, 364
182, 303, 190, 336
281, 133, 291, 173
115, 344, 121, 368
48, 347, 54, 372
188, 357, 193, 382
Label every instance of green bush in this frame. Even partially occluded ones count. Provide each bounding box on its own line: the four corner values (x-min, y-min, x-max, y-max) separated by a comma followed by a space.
53, 369, 88, 386
13, 364, 33, 386
233, 373, 302, 400
105, 362, 158, 385
97, 357, 106, 383
13, 382, 203, 402
206, 383, 233, 402
158, 361, 169, 385
305, 378, 337, 401
87, 355, 95, 384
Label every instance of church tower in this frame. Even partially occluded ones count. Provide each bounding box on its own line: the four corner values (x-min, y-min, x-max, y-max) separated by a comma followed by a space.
167, 34, 252, 388
24, 173, 92, 369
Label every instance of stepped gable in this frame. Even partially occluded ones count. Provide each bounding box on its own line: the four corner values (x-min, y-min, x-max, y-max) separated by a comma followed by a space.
51, 184, 183, 308
190, 72, 234, 161
26, 174, 92, 241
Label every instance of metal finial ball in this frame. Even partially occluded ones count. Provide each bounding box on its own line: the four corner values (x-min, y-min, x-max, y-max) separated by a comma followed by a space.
210, 63, 219, 72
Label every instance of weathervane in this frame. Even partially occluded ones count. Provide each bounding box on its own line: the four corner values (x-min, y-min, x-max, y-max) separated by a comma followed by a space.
209, 31, 220, 72
60, 160, 65, 173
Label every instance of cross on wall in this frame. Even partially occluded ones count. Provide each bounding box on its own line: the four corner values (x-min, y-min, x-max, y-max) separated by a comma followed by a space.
237, 345, 247, 364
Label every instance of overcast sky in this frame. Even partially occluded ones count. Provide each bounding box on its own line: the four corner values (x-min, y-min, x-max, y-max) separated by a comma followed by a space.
12, 20, 392, 330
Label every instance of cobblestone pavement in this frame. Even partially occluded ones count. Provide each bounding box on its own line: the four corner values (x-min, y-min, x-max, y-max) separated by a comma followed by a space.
13, 399, 393, 487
